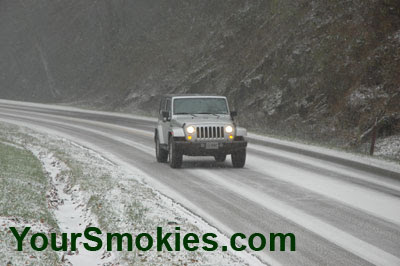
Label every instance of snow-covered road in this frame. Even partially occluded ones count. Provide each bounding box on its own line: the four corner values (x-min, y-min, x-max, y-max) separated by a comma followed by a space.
1, 100, 399, 266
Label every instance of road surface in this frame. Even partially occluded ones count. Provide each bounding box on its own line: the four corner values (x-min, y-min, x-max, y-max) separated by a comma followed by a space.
1, 100, 399, 266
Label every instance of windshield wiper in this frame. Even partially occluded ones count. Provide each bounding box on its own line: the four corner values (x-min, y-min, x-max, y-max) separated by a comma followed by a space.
175, 112, 197, 117
197, 112, 220, 118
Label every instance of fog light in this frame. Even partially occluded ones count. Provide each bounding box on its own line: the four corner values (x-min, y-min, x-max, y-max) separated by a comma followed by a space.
188, 135, 192, 140
229, 135, 234, 139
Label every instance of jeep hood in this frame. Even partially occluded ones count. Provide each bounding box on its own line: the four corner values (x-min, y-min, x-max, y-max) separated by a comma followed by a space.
171, 114, 233, 127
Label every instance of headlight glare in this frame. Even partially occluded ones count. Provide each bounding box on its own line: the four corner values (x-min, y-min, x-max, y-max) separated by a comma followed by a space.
225, 125, 233, 133
186, 126, 195, 134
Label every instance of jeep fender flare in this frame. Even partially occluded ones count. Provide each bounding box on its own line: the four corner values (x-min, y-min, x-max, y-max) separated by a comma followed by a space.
155, 125, 166, 144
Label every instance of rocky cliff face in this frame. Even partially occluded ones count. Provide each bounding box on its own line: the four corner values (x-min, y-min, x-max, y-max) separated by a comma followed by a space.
1, 0, 399, 154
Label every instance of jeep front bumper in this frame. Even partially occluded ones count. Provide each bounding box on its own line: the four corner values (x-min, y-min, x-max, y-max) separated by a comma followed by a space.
174, 140, 247, 156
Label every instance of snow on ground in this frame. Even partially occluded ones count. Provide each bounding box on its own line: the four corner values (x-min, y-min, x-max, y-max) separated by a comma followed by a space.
248, 133, 400, 172
0, 216, 59, 266
0, 139, 62, 265
0, 99, 157, 123
190, 169, 400, 266
0, 141, 24, 150
0, 122, 254, 265
247, 153, 400, 226
1, 99, 398, 168
248, 144, 400, 193
2, 98, 399, 168
374, 135, 400, 161
28, 148, 113, 265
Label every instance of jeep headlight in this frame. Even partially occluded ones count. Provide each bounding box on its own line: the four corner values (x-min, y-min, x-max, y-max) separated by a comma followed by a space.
225, 125, 233, 133
186, 126, 195, 134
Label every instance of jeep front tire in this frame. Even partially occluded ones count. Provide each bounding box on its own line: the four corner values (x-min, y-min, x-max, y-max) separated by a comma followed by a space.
231, 149, 246, 168
169, 136, 183, 168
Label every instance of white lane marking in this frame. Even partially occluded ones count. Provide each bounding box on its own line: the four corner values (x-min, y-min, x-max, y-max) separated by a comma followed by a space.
191, 169, 400, 266
247, 154, 400, 227
249, 144, 400, 193
0, 116, 267, 266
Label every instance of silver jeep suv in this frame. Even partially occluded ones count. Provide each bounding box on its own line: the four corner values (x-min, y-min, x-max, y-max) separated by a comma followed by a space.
154, 95, 247, 168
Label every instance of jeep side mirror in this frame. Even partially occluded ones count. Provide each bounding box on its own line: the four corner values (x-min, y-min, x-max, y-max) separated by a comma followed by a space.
230, 111, 237, 117
162, 111, 170, 121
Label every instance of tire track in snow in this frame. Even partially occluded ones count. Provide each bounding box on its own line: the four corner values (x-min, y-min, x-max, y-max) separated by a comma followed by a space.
189, 169, 400, 266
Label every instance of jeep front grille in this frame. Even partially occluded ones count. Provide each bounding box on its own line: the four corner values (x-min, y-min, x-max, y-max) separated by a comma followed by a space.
196, 126, 224, 139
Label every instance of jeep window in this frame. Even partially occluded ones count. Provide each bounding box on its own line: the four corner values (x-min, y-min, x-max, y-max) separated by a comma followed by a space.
173, 98, 228, 115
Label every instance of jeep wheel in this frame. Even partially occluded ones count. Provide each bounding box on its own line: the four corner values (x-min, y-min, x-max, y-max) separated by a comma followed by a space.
155, 134, 168, 163
231, 149, 246, 168
169, 137, 183, 168
214, 154, 226, 162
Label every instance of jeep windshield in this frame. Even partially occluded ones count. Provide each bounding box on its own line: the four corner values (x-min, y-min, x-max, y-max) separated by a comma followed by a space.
173, 98, 228, 115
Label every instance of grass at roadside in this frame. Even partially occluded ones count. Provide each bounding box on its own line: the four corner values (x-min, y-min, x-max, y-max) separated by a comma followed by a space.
51, 141, 204, 264
0, 141, 61, 265
0, 122, 241, 265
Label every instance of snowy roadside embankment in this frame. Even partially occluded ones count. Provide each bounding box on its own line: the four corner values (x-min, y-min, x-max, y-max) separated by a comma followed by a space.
29, 148, 113, 265
0, 122, 250, 265
0, 140, 62, 265
374, 135, 400, 162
